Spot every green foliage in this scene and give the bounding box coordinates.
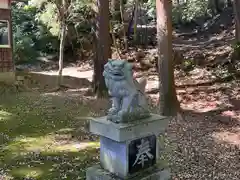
[68,0,95,44]
[233,41,240,52]
[30,0,94,55]
[172,2,208,25]
[12,0,94,64]
[12,3,39,64]
[179,0,209,23]
[31,0,94,38]
[0,92,99,179]
[12,2,58,64]
[35,2,59,36]
[231,41,240,60]
[145,0,211,24]
[182,59,195,72]
[144,0,156,19]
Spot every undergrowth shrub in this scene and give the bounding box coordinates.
[232,41,240,60]
[12,0,95,63]
[145,0,211,25]
[12,2,58,64]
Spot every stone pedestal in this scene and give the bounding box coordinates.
[86,165,171,180]
[86,114,171,180]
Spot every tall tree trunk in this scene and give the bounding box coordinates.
[133,0,139,44]
[233,0,240,42]
[110,0,121,57]
[226,0,232,7]
[93,0,111,97]
[57,21,66,87]
[120,0,128,51]
[111,0,116,13]
[156,0,179,116]
[208,0,217,14]
[214,0,222,13]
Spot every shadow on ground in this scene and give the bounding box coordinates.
[0,78,239,179]
[166,80,240,180]
[167,108,239,180]
[0,91,105,179]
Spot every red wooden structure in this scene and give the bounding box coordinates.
[0,0,14,82]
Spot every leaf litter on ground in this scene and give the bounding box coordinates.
[0,61,239,179]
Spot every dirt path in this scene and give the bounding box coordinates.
[35,67,93,81]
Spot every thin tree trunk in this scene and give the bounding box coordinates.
[110,0,121,58]
[133,0,139,44]
[57,22,66,87]
[226,0,232,7]
[120,0,128,50]
[208,0,217,14]
[233,0,240,41]
[214,0,222,13]
[111,0,116,13]
[110,22,121,58]
[156,0,180,116]
[110,0,120,20]
[93,0,111,97]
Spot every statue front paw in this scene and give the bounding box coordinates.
[117,110,127,118]
[108,108,118,115]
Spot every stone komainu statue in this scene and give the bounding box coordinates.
[103,59,150,123]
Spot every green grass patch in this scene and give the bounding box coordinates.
[0,92,100,179]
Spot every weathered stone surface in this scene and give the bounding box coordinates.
[100,135,158,179]
[90,114,169,142]
[86,165,171,180]
[103,59,150,123]
[100,136,128,178]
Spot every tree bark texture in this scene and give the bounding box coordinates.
[57,0,68,87]
[133,0,139,43]
[110,0,120,21]
[93,0,111,97]
[156,0,179,116]
[120,0,128,50]
[233,0,240,42]
[227,0,232,7]
[58,22,66,86]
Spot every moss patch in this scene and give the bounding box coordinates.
[0,92,100,179]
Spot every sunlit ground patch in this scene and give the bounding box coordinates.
[1,133,100,179]
[0,110,12,121]
[0,174,13,180]
[3,134,99,156]
[212,111,240,146]
[212,128,240,147]
[0,92,102,179]
[11,167,43,179]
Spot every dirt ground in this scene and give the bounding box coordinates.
[7,8,239,179]
[10,63,240,180]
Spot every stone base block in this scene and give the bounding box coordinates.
[100,135,158,179]
[90,114,169,142]
[86,165,171,180]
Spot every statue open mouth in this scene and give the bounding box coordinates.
[114,73,122,76]
[112,71,123,76]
